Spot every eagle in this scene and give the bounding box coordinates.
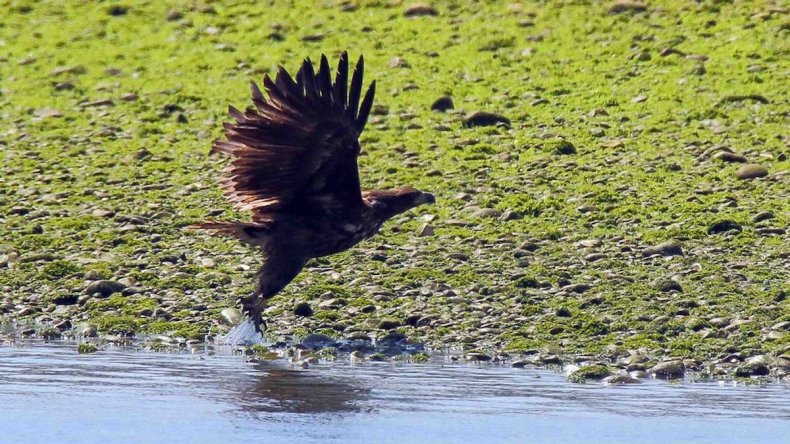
[191,52,435,340]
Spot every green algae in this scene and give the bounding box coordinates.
[0,1,787,366]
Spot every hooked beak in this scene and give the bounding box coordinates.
[416,192,436,205]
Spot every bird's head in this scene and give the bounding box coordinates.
[367,186,435,221]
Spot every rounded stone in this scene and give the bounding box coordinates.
[84,280,126,297]
[643,240,683,257]
[649,360,685,379]
[603,374,641,384]
[431,95,454,112]
[462,111,511,128]
[465,352,492,362]
[293,301,314,317]
[301,333,337,349]
[735,164,768,180]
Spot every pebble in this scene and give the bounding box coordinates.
[200,258,216,268]
[713,151,747,163]
[417,223,435,237]
[654,278,683,293]
[500,210,522,221]
[643,240,683,257]
[462,112,511,128]
[550,139,577,155]
[82,98,114,107]
[556,307,572,317]
[560,283,591,293]
[589,128,605,137]
[584,253,606,262]
[54,320,72,331]
[92,208,114,218]
[707,220,742,235]
[603,374,641,384]
[447,253,469,261]
[735,164,768,179]
[649,360,685,379]
[752,211,774,223]
[76,323,99,338]
[734,362,770,377]
[473,208,502,218]
[33,108,63,118]
[388,56,409,68]
[568,364,611,382]
[404,3,439,17]
[431,95,454,112]
[84,280,126,297]
[301,334,337,349]
[294,301,314,317]
[608,1,647,15]
[465,352,492,362]
[377,318,401,330]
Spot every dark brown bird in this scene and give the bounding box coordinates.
[191,52,435,338]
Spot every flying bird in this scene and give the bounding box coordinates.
[191,52,435,340]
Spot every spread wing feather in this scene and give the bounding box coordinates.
[212,52,376,219]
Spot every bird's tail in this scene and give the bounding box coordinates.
[186,221,270,245]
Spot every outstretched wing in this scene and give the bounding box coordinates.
[212,52,376,219]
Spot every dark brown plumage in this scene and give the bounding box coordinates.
[191,52,435,333]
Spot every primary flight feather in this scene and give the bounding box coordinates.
[191,52,435,336]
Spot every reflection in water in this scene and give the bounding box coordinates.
[0,342,788,444]
[234,363,371,415]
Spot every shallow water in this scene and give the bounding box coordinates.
[0,343,787,444]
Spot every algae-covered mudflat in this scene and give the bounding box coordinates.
[0,1,787,379]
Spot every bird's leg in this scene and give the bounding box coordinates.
[237,293,267,333]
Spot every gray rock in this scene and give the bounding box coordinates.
[603,374,641,384]
[735,362,770,377]
[417,223,435,237]
[466,352,492,362]
[708,220,742,235]
[589,127,605,137]
[463,112,511,128]
[654,278,683,292]
[753,211,774,223]
[54,320,72,331]
[643,240,683,257]
[649,360,685,379]
[404,3,439,17]
[713,151,747,163]
[301,333,337,349]
[550,139,576,155]
[608,1,647,15]
[584,253,606,262]
[568,364,611,382]
[377,318,401,330]
[560,283,591,293]
[294,301,314,317]
[40,327,61,340]
[431,96,454,112]
[473,207,502,218]
[76,323,99,338]
[84,280,126,297]
[735,164,768,180]
[501,210,523,221]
